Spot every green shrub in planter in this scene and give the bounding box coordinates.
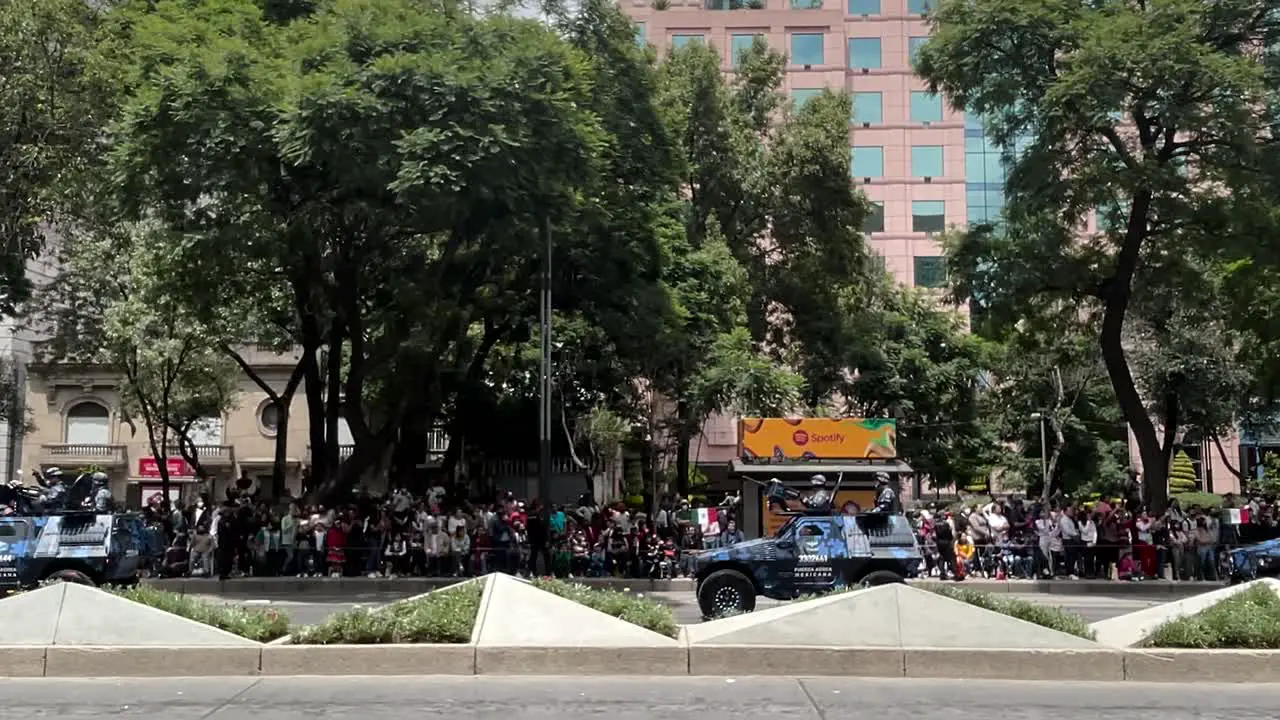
[1145,584,1280,649]
[531,578,679,638]
[1168,451,1199,493]
[927,586,1096,640]
[1171,491,1224,509]
[111,585,290,643]
[292,581,483,644]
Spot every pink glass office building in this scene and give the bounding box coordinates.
[624,0,1250,496]
[623,0,1008,290]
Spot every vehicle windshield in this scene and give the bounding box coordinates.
[774,516,798,538]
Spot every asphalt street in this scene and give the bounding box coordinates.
[3,676,1279,719]
[191,588,1163,626]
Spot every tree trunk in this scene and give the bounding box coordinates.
[324,326,343,484]
[1159,391,1180,470]
[675,399,691,497]
[307,433,389,505]
[1043,417,1066,500]
[302,334,327,488]
[1099,190,1167,510]
[1213,435,1244,481]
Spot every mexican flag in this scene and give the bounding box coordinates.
[1225,507,1251,525]
[676,505,720,534]
[694,507,720,534]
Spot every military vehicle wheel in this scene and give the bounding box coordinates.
[698,569,756,618]
[857,570,905,587]
[43,569,95,586]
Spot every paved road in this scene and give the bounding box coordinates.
[192,588,1163,626]
[2,677,1279,719]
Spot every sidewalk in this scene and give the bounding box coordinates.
[142,575,1227,599]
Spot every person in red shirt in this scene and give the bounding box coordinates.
[325,520,347,577]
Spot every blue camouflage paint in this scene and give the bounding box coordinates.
[1228,537,1280,581]
[694,512,922,602]
[0,511,140,589]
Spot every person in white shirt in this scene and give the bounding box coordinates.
[447,508,468,536]
[1057,506,1081,578]
[1079,512,1098,578]
[1034,510,1059,577]
[424,519,446,575]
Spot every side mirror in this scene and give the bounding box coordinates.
[776,539,795,550]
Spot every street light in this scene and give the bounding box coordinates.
[538,215,553,505]
[1029,412,1048,491]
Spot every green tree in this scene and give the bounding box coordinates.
[106,0,620,499]
[32,220,239,502]
[918,0,1280,508]
[838,275,1001,492]
[652,40,871,492]
[979,307,1130,499]
[0,0,113,318]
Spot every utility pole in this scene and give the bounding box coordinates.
[1030,411,1048,491]
[538,216,553,504]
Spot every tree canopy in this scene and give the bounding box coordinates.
[919,0,1280,507]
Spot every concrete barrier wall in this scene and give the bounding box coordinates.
[144,576,1223,599]
[1,644,1276,682]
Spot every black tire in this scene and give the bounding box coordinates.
[43,569,95,586]
[857,569,905,588]
[697,569,757,619]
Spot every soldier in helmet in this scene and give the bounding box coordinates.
[803,474,833,511]
[873,472,899,513]
[36,467,68,511]
[92,472,113,512]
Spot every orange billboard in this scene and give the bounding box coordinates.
[740,418,897,461]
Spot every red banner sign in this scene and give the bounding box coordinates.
[138,457,193,478]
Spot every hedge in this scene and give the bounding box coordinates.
[1145,584,1280,649]
[531,578,679,638]
[291,581,483,645]
[111,585,290,643]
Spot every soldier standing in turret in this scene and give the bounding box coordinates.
[874,472,899,513]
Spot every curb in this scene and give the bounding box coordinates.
[144,576,1226,598]
[2,645,1275,682]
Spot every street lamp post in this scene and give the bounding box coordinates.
[1030,412,1048,491]
[538,216,553,504]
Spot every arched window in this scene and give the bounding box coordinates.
[64,402,110,445]
[187,416,224,446]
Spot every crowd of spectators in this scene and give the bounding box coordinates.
[136,477,1280,583]
[144,479,743,580]
[912,491,1280,582]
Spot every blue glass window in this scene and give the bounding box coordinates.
[909,36,928,65]
[851,92,883,124]
[848,0,880,13]
[911,146,944,178]
[863,202,885,232]
[791,0,823,7]
[791,33,825,65]
[913,256,947,288]
[910,92,943,123]
[851,146,884,178]
[635,23,646,46]
[792,88,824,108]
[907,0,934,14]
[912,200,945,232]
[731,34,760,66]
[847,38,881,69]
[671,34,704,49]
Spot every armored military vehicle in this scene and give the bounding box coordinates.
[692,479,921,618]
[0,510,143,592]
